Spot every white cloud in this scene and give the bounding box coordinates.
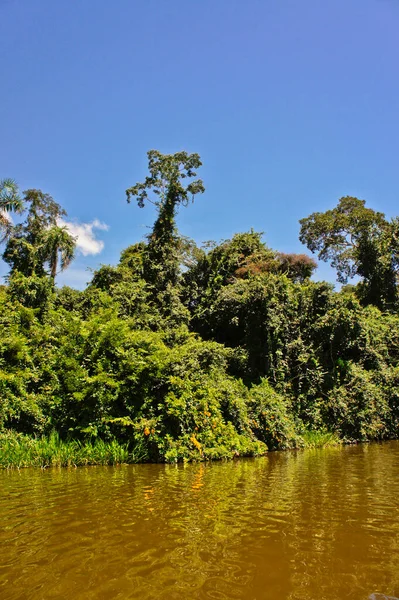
[0,210,13,223]
[59,218,109,256]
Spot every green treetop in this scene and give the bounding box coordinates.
[126,150,204,291]
[299,196,399,310]
[3,188,76,281]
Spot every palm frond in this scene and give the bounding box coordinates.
[0,178,24,214]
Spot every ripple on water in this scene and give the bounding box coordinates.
[1,443,399,600]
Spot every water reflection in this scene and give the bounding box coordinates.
[1,442,399,599]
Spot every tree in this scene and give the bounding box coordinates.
[125,150,204,328]
[2,189,76,314]
[3,189,72,278]
[299,196,398,310]
[182,231,317,335]
[274,252,317,283]
[0,179,24,243]
[42,225,76,282]
[126,150,205,291]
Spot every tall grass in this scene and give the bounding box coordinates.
[301,429,341,448]
[0,431,147,469]
[0,429,343,469]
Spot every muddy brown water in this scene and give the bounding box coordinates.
[1,442,399,600]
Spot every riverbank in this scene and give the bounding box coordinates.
[0,429,341,469]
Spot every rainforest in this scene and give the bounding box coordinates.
[1,150,399,467]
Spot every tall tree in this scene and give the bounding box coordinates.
[42,225,76,282]
[299,196,399,310]
[126,150,204,291]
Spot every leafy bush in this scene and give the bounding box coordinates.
[248,379,303,450]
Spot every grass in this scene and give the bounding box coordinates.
[0,431,147,469]
[0,428,343,469]
[301,429,341,449]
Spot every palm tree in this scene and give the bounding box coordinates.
[0,179,24,243]
[42,225,76,282]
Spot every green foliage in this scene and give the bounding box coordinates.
[2,188,76,288]
[0,430,144,469]
[1,155,399,466]
[0,179,24,243]
[7,272,55,312]
[299,196,399,310]
[183,231,317,342]
[42,225,76,281]
[0,178,24,214]
[126,150,204,324]
[322,364,391,441]
[247,379,303,450]
[301,429,341,448]
[126,150,205,209]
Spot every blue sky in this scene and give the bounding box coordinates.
[1,0,398,288]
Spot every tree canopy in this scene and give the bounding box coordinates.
[299,196,399,309]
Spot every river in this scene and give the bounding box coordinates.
[1,441,398,600]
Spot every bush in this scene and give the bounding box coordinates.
[322,364,391,441]
[248,379,303,450]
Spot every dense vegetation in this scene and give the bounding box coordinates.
[0,154,398,466]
